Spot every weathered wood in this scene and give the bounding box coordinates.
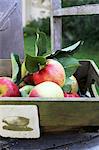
[0,59,11,77]
[75,60,99,95]
[53,4,99,16]
[0,0,24,59]
[0,2,17,29]
[50,0,62,52]
[91,84,99,97]
[0,97,99,132]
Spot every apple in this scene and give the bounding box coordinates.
[21,61,27,78]
[69,75,78,93]
[20,85,34,97]
[24,74,34,85]
[64,92,80,97]
[29,81,64,98]
[0,77,20,97]
[32,59,66,87]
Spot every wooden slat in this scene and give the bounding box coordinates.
[53,4,99,16]
[50,0,62,52]
[0,98,99,133]
[0,0,24,59]
[91,84,99,97]
[0,2,17,28]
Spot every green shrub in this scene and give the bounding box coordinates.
[23,18,50,37]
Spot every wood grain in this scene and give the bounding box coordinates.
[0,0,24,59]
[53,4,99,16]
[50,0,62,52]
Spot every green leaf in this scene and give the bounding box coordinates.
[62,41,82,52]
[23,26,37,36]
[24,34,37,57]
[25,54,46,73]
[24,31,48,57]
[43,49,52,57]
[62,84,71,93]
[47,41,82,58]
[62,78,74,92]
[56,55,80,78]
[11,53,21,83]
[36,31,48,56]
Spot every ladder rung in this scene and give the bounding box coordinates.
[53,4,99,17]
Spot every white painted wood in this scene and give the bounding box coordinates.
[0,105,40,139]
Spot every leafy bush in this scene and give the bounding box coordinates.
[24,0,99,47]
[23,18,50,37]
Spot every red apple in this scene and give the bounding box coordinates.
[29,81,64,98]
[32,59,66,87]
[64,92,80,97]
[0,77,20,97]
[24,74,34,85]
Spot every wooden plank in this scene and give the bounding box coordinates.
[50,0,62,52]
[0,98,99,132]
[0,12,3,18]
[90,60,99,85]
[0,2,17,29]
[75,60,99,96]
[0,0,24,59]
[0,59,11,77]
[91,84,99,97]
[53,4,99,16]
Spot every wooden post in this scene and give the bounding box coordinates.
[0,0,24,59]
[50,0,62,52]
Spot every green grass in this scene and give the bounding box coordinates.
[74,46,99,68]
[24,36,99,68]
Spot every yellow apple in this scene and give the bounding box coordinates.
[69,75,78,93]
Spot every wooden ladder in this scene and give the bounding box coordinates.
[50,0,99,52]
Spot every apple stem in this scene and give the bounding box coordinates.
[16,74,30,86]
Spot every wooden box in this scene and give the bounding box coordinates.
[0,59,99,133]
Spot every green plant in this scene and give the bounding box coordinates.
[11,31,82,94]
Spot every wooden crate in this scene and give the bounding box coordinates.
[0,59,98,133]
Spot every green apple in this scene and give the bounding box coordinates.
[20,85,34,97]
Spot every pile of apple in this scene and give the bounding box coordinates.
[0,58,79,98]
[0,32,82,98]
[23,59,79,98]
